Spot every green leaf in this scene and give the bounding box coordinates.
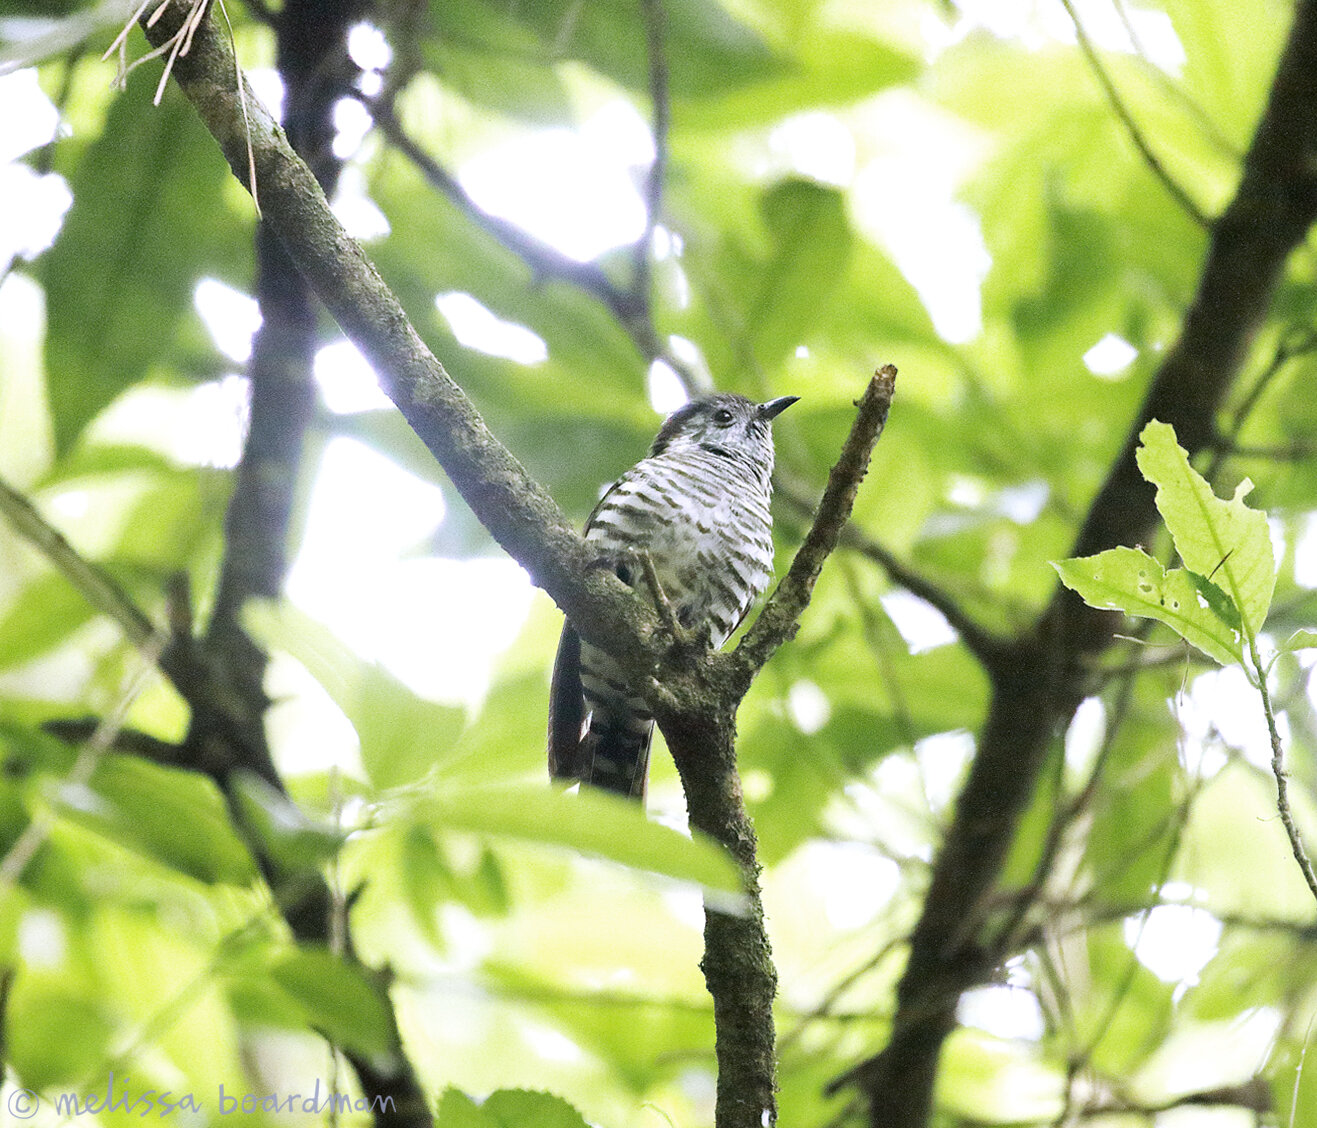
[433,1087,591,1128]
[747,178,852,367]
[0,572,97,670]
[486,0,782,98]
[40,78,244,453]
[245,602,466,790]
[1135,420,1276,640]
[679,27,918,128]
[435,1088,487,1128]
[481,1089,591,1128]
[405,781,743,898]
[57,756,255,885]
[420,30,572,122]
[1283,629,1317,652]
[1053,546,1242,665]
[6,985,114,1088]
[270,947,395,1058]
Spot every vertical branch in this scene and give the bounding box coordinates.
[128,5,435,1125]
[663,708,779,1128]
[655,372,897,1128]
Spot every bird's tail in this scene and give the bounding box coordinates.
[579,720,654,801]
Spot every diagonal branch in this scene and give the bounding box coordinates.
[135,10,895,1125]
[136,7,660,683]
[774,474,1009,668]
[365,94,647,329]
[0,474,156,649]
[360,91,705,395]
[0,473,431,1126]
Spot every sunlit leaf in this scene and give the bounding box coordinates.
[433,1086,593,1128]
[405,781,743,898]
[1135,420,1276,639]
[0,572,97,669]
[244,601,466,790]
[1053,546,1242,665]
[1282,629,1317,652]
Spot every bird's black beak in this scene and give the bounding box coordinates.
[759,396,799,421]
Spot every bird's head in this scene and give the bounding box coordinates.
[649,394,798,469]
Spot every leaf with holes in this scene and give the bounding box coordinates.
[1135,420,1275,642]
[1053,546,1242,665]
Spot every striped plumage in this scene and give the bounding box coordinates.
[548,393,798,800]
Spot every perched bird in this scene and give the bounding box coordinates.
[548,392,798,800]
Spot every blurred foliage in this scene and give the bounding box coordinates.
[1,0,1317,1125]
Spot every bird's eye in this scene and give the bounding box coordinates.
[712,408,734,426]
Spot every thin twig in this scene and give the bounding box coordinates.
[363,94,644,327]
[1059,0,1211,228]
[1223,441,1317,461]
[0,474,157,650]
[1111,0,1242,161]
[358,91,705,396]
[840,557,917,749]
[637,549,684,638]
[1209,326,1317,479]
[735,366,897,679]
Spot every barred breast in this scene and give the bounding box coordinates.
[561,452,771,796]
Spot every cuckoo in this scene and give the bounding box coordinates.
[548,392,798,800]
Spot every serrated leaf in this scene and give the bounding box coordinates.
[270,947,394,1058]
[435,1088,487,1128]
[433,1087,591,1128]
[406,781,743,899]
[1053,546,1242,665]
[481,1090,591,1128]
[1135,420,1275,640]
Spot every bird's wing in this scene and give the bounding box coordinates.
[547,622,585,780]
